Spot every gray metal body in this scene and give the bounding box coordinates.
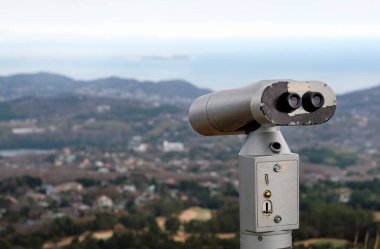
[189,80,336,136]
[188,80,337,249]
[239,127,299,249]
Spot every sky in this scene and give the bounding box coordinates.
[1,0,380,93]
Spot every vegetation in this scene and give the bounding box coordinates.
[0,177,379,249]
[0,73,379,249]
[300,148,359,167]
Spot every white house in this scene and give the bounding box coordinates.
[163,140,185,152]
[96,195,113,209]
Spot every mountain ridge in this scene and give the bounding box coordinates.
[0,72,378,152]
[0,72,211,104]
[1,72,380,104]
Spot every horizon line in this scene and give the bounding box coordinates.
[1,71,378,95]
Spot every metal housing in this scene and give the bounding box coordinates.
[189,80,336,136]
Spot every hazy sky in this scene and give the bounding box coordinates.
[2,0,380,39]
[1,0,380,92]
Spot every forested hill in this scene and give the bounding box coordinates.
[0,72,379,153]
[0,72,210,104]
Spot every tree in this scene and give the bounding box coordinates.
[0,241,11,249]
[92,212,117,230]
[165,217,181,234]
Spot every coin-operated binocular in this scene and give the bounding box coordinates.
[189,80,336,249]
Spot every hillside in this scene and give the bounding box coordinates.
[283,84,380,152]
[0,72,378,155]
[0,94,184,149]
[0,72,210,104]
[338,85,380,115]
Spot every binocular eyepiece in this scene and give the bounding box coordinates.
[302,91,325,112]
[279,91,325,113]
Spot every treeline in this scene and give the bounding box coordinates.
[1,178,380,249]
[301,180,380,212]
[299,147,359,167]
[65,228,239,249]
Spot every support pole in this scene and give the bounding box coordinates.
[239,127,299,249]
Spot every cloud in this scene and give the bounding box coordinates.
[1,0,380,39]
[128,55,191,61]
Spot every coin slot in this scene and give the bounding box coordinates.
[263,200,273,215]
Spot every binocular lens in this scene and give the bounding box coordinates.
[289,94,301,109]
[302,92,325,112]
[278,93,302,113]
[312,95,322,106]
